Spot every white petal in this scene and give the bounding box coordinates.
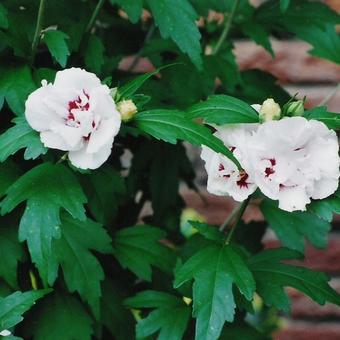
[312,177,339,200]
[86,117,121,153]
[49,122,84,149]
[278,186,311,212]
[25,84,59,131]
[40,131,71,151]
[68,141,113,170]
[54,68,101,92]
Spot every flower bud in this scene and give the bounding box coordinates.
[286,100,304,116]
[117,99,138,122]
[180,208,205,238]
[259,98,281,122]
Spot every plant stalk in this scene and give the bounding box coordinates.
[85,0,106,34]
[31,0,46,64]
[319,83,340,106]
[219,204,240,231]
[212,0,240,55]
[225,197,250,244]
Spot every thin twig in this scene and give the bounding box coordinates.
[319,83,340,106]
[31,0,46,65]
[85,0,106,34]
[212,0,240,55]
[225,197,250,244]
[219,204,240,231]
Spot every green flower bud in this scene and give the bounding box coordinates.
[259,98,281,123]
[180,208,205,238]
[286,100,304,116]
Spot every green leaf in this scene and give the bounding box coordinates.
[280,0,290,12]
[308,190,340,222]
[149,143,181,220]
[32,293,93,340]
[134,109,241,168]
[146,0,202,69]
[261,199,331,252]
[125,291,191,340]
[304,106,340,130]
[43,30,70,67]
[0,65,36,115]
[0,290,50,331]
[1,163,87,285]
[82,165,126,226]
[53,213,113,318]
[0,4,8,29]
[117,64,179,101]
[0,227,24,289]
[0,117,47,162]
[257,1,340,64]
[220,322,269,340]
[174,244,255,340]
[110,0,143,23]
[84,35,105,74]
[241,21,274,56]
[228,70,290,106]
[292,24,340,64]
[188,221,225,242]
[248,248,340,312]
[190,0,231,15]
[187,95,259,125]
[205,50,241,92]
[114,225,175,281]
[0,162,21,198]
[101,280,135,340]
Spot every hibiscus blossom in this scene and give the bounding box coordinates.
[25,68,121,170]
[201,124,258,201]
[249,117,339,212]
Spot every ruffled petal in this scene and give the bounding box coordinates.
[54,67,101,92]
[68,141,113,170]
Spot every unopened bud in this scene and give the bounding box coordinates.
[180,208,205,238]
[117,99,137,122]
[286,100,304,116]
[259,98,281,122]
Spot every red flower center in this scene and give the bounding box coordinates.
[67,91,90,122]
[264,158,276,177]
[237,171,250,189]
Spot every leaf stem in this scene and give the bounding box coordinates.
[31,0,46,64]
[56,153,68,164]
[212,0,240,55]
[219,205,240,231]
[225,197,250,244]
[319,83,340,106]
[85,0,106,34]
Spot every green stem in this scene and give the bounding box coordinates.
[31,0,46,64]
[225,197,250,244]
[56,153,68,164]
[219,204,240,231]
[212,0,240,56]
[85,0,106,34]
[319,83,340,106]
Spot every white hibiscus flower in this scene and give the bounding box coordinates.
[249,116,339,212]
[25,68,121,170]
[201,123,258,202]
